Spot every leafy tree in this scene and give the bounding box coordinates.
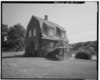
[7,23,26,51]
[86,41,97,55]
[70,40,97,55]
[1,24,8,49]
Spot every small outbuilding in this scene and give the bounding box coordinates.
[25,15,71,60]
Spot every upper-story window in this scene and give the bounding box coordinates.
[48,27,54,36]
[42,23,48,36]
[33,29,36,36]
[29,30,31,38]
[56,27,65,38]
[61,32,65,38]
[42,23,54,37]
[56,27,61,37]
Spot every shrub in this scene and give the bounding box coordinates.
[75,49,92,60]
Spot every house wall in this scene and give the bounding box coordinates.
[25,16,41,56]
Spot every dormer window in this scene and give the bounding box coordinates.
[42,23,48,36]
[61,32,65,38]
[56,27,61,37]
[48,27,54,36]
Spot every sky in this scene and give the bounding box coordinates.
[2,2,97,43]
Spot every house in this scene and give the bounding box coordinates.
[25,15,71,60]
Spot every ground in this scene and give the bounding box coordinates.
[2,51,97,80]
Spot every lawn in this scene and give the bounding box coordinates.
[2,51,97,79]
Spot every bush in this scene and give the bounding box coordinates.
[75,50,92,60]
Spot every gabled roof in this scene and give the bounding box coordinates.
[32,15,66,31]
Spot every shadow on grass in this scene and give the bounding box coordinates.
[2,54,25,58]
[45,56,64,61]
[45,55,65,61]
[1,78,85,80]
[1,54,43,59]
[2,55,61,61]
[2,55,63,61]
[2,52,63,61]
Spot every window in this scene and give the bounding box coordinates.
[56,27,61,37]
[42,23,54,36]
[61,32,65,38]
[4,36,7,41]
[56,27,65,38]
[29,30,31,37]
[42,23,48,36]
[33,29,36,36]
[48,28,54,36]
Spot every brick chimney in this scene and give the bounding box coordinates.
[45,15,48,20]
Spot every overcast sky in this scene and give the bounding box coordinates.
[2,2,97,43]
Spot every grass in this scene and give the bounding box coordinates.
[2,51,97,79]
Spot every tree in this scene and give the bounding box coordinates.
[1,24,8,50]
[71,41,97,55]
[86,41,97,55]
[7,23,26,51]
